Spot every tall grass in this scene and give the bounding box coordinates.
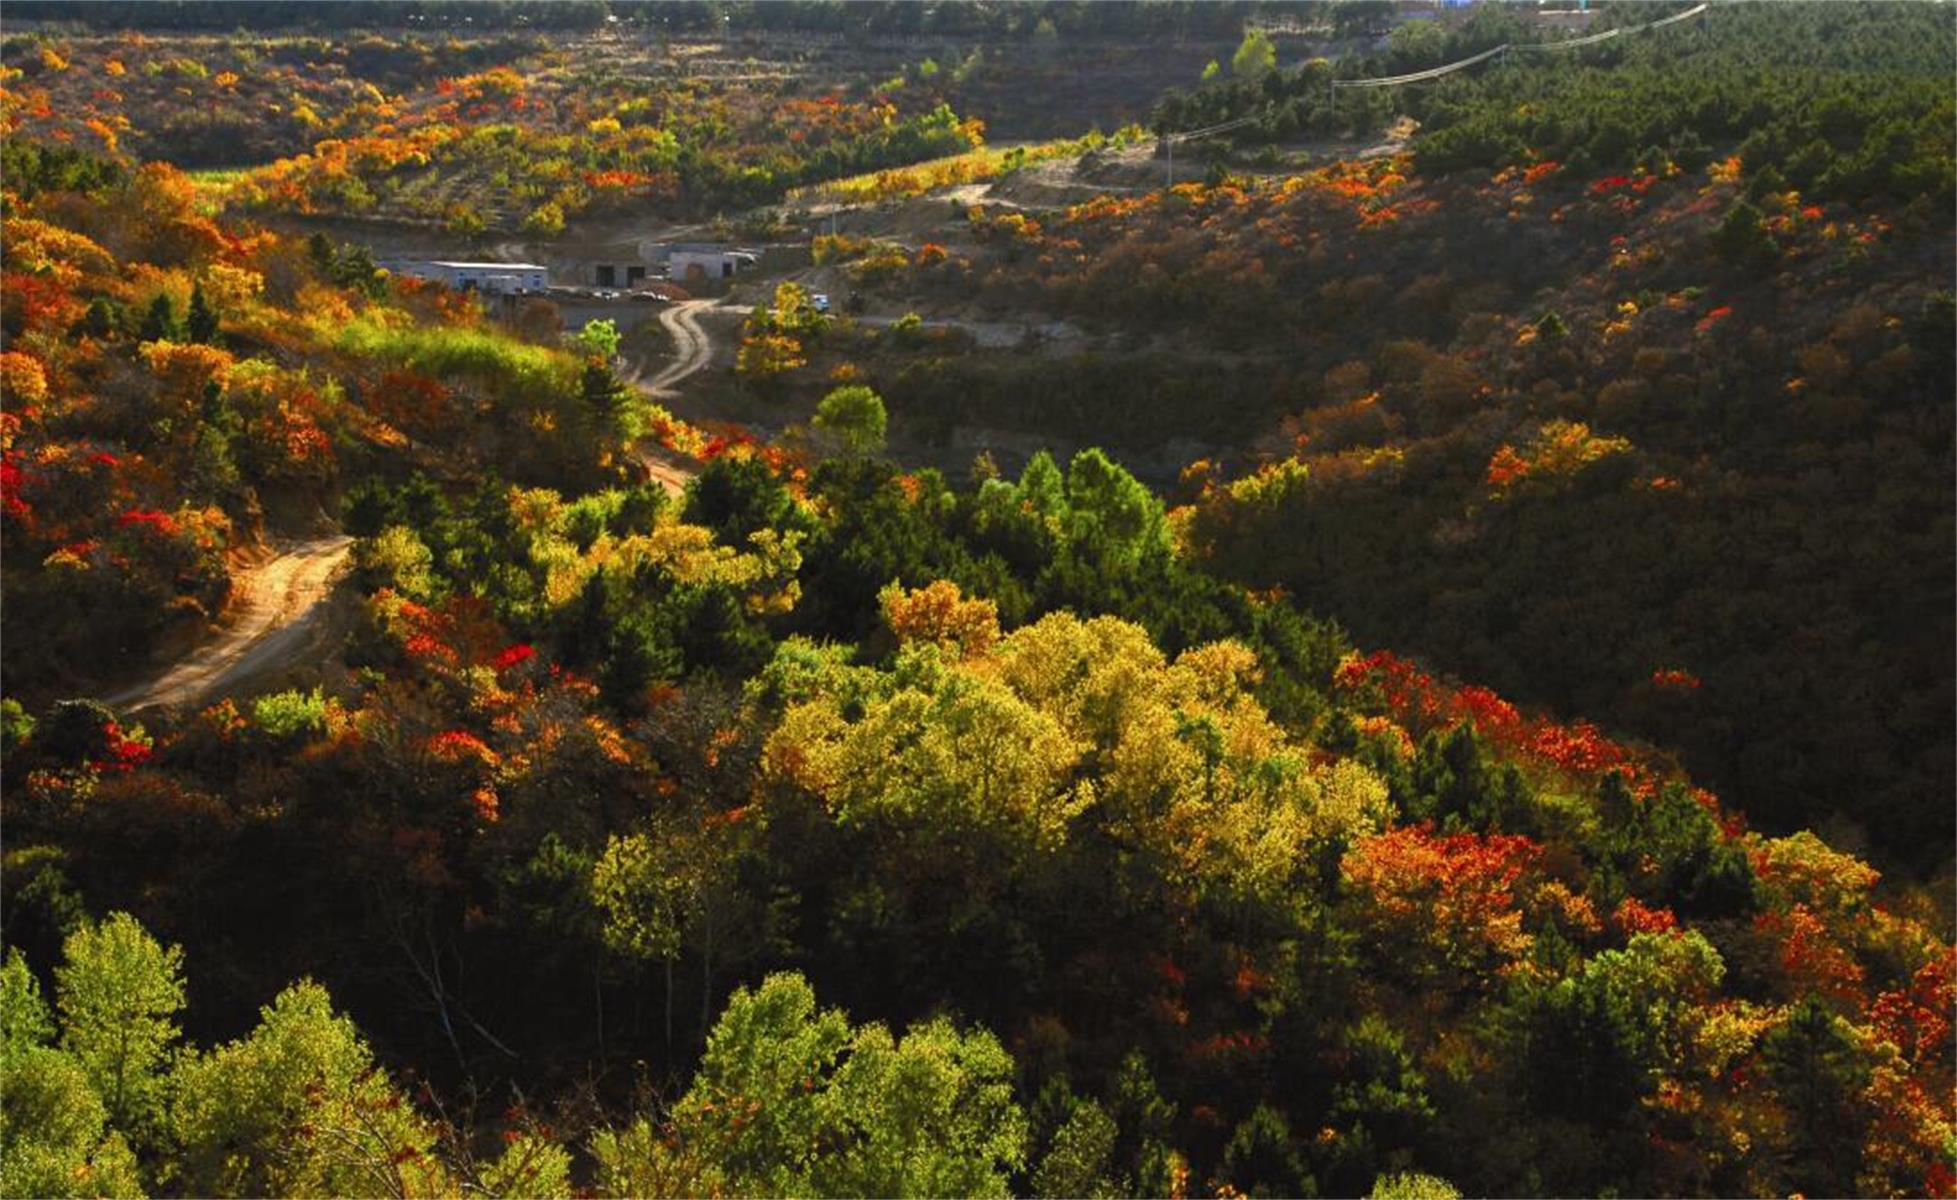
[787,126,1150,207]
[335,316,575,395]
[187,166,254,215]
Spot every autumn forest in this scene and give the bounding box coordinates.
[0,2,1951,1198]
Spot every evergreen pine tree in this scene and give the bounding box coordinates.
[72,296,124,340]
[138,293,179,342]
[1715,200,1777,268]
[186,283,219,344]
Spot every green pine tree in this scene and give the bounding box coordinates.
[138,294,179,342]
[185,282,219,344]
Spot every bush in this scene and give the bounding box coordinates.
[251,688,329,740]
[1713,201,1777,268]
[1,697,36,757]
[523,201,566,238]
[812,385,888,457]
[355,526,440,601]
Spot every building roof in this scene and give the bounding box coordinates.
[426,261,549,271]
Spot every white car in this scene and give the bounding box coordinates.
[811,293,831,313]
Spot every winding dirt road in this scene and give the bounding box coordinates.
[642,300,718,396]
[634,300,721,496]
[102,536,353,713]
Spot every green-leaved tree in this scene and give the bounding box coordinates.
[812,385,888,458]
[593,972,1026,1198]
[167,981,451,1198]
[0,949,145,1199]
[54,914,184,1139]
[1232,26,1277,77]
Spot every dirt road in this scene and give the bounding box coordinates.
[643,300,718,396]
[630,300,726,497]
[103,536,353,713]
[638,447,697,497]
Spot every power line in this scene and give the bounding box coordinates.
[1648,3,1712,29]
[1507,26,1622,54]
[1160,109,1287,186]
[1157,3,1711,185]
[1330,42,1510,90]
[1328,3,1709,91]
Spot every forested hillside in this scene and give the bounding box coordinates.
[845,0,1955,871]
[2,3,1952,1199]
[0,138,655,693]
[0,27,983,225]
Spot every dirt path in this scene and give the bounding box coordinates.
[643,300,718,396]
[637,446,698,497]
[630,300,726,497]
[102,536,353,714]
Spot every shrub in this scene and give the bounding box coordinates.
[251,688,329,740]
[523,201,566,238]
[355,525,440,601]
[1714,200,1777,268]
[812,385,887,457]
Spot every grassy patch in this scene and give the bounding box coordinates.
[788,125,1149,207]
[334,315,575,396]
[186,165,256,214]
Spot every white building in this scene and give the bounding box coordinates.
[389,260,549,294]
[664,244,758,284]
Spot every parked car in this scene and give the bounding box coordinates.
[811,293,831,313]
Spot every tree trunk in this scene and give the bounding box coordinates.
[698,911,715,1044]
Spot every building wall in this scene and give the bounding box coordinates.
[446,268,545,292]
[670,251,738,282]
[390,262,546,292]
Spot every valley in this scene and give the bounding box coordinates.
[1,4,1951,1199]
